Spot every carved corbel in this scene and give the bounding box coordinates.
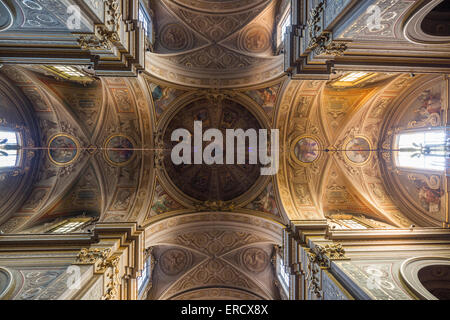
[75,248,111,272]
[313,243,349,268]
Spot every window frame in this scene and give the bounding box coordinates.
[331,72,377,87]
[137,248,154,299]
[0,129,22,172]
[139,2,154,47]
[42,65,91,83]
[273,246,289,299]
[137,255,151,294]
[277,4,292,48]
[327,214,373,230]
[393,127,448,174]
[46,217,92,234]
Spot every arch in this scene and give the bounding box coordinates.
[379,75,447,227]
[403,0,450,45]
[0,267,15,300]
[0,73,41,226]
[0,1,14,32]
[400,256,450,300]
[155,91,271,209]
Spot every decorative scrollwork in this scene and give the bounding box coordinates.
[307,1,347,56]
[102,256,121,300]
[193,200,236,212]
[78,34,111,50]
[315,41,348,56]
[77,0,122,51]
[305,243,348,299]
[76,248,111,265]
[153,130,165,169]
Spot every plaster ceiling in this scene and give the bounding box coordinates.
[146,0,284,88]
[145,212,283,300]
[163,98,262,201]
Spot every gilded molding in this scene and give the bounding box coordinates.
[193,201,236,212]
[305,243,349,299]
[76,248,111,266]
[102,256,121,300]
[77,0,122,51]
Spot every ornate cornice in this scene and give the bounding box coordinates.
[76,248,111,266]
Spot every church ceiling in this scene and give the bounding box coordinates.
[146,0,284,88]
[380,75,449,226]
[276,72,449,228]
[0,66,156,232]
[0,0,449,303]
[162,98,262,202]
[0,66,288,234]
[0,66,447,235]
[0,62,447,237]
[145,212,283,300]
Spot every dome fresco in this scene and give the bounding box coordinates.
[163,98,263,201]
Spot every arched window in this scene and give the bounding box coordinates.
[400,257,450,300]
[394,128,448,172]
[137,256,151,294]
[0,130,21,169]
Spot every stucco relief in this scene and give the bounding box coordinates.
[339,0,414,40]
[160,248,191,276]
[160,23,190,51]
[145,212,282,300]
[241,247,269,273]
[147,0,283,88]
[335,261,412,300]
